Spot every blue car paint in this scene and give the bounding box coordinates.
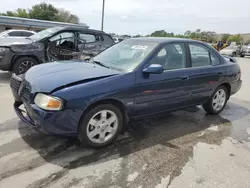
[11,38,242,137]
[25,61,121,93]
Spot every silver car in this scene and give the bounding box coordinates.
[240,43,250,57]
[219,45,241,57]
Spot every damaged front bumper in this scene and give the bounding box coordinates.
[14,101,49,134]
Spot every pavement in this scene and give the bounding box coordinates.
[0,58,250,188]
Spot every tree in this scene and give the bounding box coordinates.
[57,9,79,24]
[227,34,242,44]
[151,30,167,37]
[29,3,59,21]
[221,34,230,42]
[134,34,142,38]
[0,3,80,24]
[0,11,16,17]
[184,30,191,36]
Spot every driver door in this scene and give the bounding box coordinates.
[133,43,192,116]
[47,31,77,61]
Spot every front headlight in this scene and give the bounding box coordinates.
[34,93,64,111]
[0,47,6,53]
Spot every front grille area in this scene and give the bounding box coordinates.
[20,87,31,102]
[10,74,32,102]
[10,75,22,94]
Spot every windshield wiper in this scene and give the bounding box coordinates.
[91,59,110,69]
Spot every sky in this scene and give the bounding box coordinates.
[0,0,250,35]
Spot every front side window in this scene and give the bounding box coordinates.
[189,44,210,67]
[149,43,186,70]
[49,32,75,49]
[93,40,158,72]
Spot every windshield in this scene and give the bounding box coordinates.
[93,39,158,72]
[29,27,62,41]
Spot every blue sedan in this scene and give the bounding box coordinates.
[10,37,242,148]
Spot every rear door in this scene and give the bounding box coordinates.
[187,43,226,104]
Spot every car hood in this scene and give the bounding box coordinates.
[0,37,32,46]
[24,61,121,93]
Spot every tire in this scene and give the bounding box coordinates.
[13,57,38,75]
[78,104,124,148]
[232,52,236,57]
[240,54,245,58]
[202,85,229,115]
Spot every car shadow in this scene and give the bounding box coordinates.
[0,71,11,84]
[9,100,249,187]
[17,101,250,169]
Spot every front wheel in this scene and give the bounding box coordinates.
[240,54,245,58]
[203,85,229,114]
[13,57,38,75]
[78,104,123,148]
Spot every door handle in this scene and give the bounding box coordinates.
[217,72,223,75]
[181,76,189,80]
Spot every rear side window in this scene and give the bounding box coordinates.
[79,33,98,43]
[8,31,22,37]
[102,35,115,45]
[189,43,221,67]
[189,44,210,67]
[211,52,220,65]
[22,31,34,37]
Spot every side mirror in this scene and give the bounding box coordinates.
[143,64,164,74]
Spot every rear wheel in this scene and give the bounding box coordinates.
[203,85,229,114]
[78,104,123,148]
[240,54,245,58]
[13,57,38,75]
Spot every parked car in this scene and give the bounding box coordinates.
[113,37,124,43]
[10,37,242,148]
[219,45,241,57]
[0,29,36,38]
[240,43,250,57]
[0,27,114,74]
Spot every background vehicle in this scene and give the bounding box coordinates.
[0,27,114,74]
[219,45,241,57]
[0,29,36,38]
[10,38,242,148]
[240,43,250,57]
[113,37,124,43]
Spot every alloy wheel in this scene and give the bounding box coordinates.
[18,61,35,74]
[86,110,118,144]
[212,89,226,111]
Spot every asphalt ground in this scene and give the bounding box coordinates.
[0,57,250,188]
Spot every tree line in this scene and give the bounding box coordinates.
[1,4,249,44]
[0,3,80,24]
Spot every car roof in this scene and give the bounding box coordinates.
[128,37,204,44]
[60,26,109,35]
[5,29,36,33]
